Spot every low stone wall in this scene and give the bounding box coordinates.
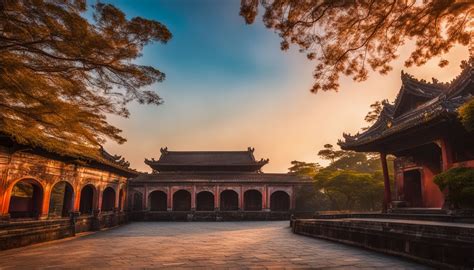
[130,211,291,221]
[0,211,128,251]
[292,218,474,269]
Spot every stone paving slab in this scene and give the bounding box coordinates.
[0,221,430,269]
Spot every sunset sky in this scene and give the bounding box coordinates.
[102,0,470,173]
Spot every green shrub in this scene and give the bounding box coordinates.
[434,167,474,208]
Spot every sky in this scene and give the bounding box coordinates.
[101,0,470,173]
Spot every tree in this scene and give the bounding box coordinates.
[362,100,386,130]
[288,160,321,177]
[314,170,384,211]
[459,98,474,132]
[317,144,345,163]
[0,1,172,159]
[240,0,473,92]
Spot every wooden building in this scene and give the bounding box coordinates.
[128,147,311,221]
[339,60,473,210]
[0,134,137,249]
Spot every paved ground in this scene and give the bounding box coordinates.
[0,221,430,269]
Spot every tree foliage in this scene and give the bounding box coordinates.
[459,98,474,132]
[362,100,387,130]
[0,1,172,159]
[240,0,473,92]
[434,167,474,208]
[288,160,321,177]
[292,143,394,212]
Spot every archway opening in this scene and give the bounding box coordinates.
[133,192,143,211]
[79,185,95,215]
[149,191,167,211]
[270,191,290,211]
[101,187,116,212]
[244,190,262,211]
[173,190,191,211]
[220,190,239,211]
[8,179,43,218]
[49,181,74,217]
[196,191,214,211]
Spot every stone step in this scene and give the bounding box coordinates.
[389,208,447,215]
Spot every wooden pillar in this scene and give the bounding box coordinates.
[0,182,8,216]
[98,186,104,212]
[239,186,244,210]
[167,186,172,211]
[214,185,219,210]
[144,185,149,210]
[380,152,392,213]
[262,185,267,210]
[40,184,52,219]
[73,184,82,212]
[439,138,453,171]
[191,185,196,210]
[290,186,296,210]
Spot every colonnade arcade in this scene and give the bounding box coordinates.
[129,186,294,212]
[2,177,127,219]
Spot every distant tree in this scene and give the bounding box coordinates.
[308,143,394,211]
[314,170,384,211]
[0,1,172,159]
[240,0,473,92]
[459,98,474,132]
[317,144,345,163]
[288,160,321,177]
[362,100,387,130]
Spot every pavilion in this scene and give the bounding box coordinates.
[338,60,473,211]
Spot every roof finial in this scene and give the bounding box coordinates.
[160,147,168,155]
[247,147,254,153]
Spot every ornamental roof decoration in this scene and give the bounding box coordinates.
[339,57,473,151]
[145,147,270,173]
[100,147,132,169]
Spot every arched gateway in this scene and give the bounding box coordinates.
[129,148,311,220]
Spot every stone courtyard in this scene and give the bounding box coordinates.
[0,221,429,269]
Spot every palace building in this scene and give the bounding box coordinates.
[339,60,474,210]
[128,147,311,221]
[0,133,137,250]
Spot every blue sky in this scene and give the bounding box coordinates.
[100,0,469,173]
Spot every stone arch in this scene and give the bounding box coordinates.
[149,190,167,211]
[196,191,214,211]
[173,190,191,211]
[244,189,262,211]
[220,190,239,211]
[8,178,44,218]
[133,192,143,211]
[101,187,116,212]
[79,184,96,215]
[49,181,74,218]
[270,191,290,211]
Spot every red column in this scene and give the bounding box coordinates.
[439,138,453,171]
[214,185,219,210]
[143,185,148,210]
[380,152,392,213]
[167,186,172,211]
[239,186,244,210]
[40,184,52,219]
[73,186,81,212]
[191,185,196,210]
[290,186,296,210]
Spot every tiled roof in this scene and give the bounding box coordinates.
[338,58,473,151]
[129,171,311,184]
[145,147,269,172]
